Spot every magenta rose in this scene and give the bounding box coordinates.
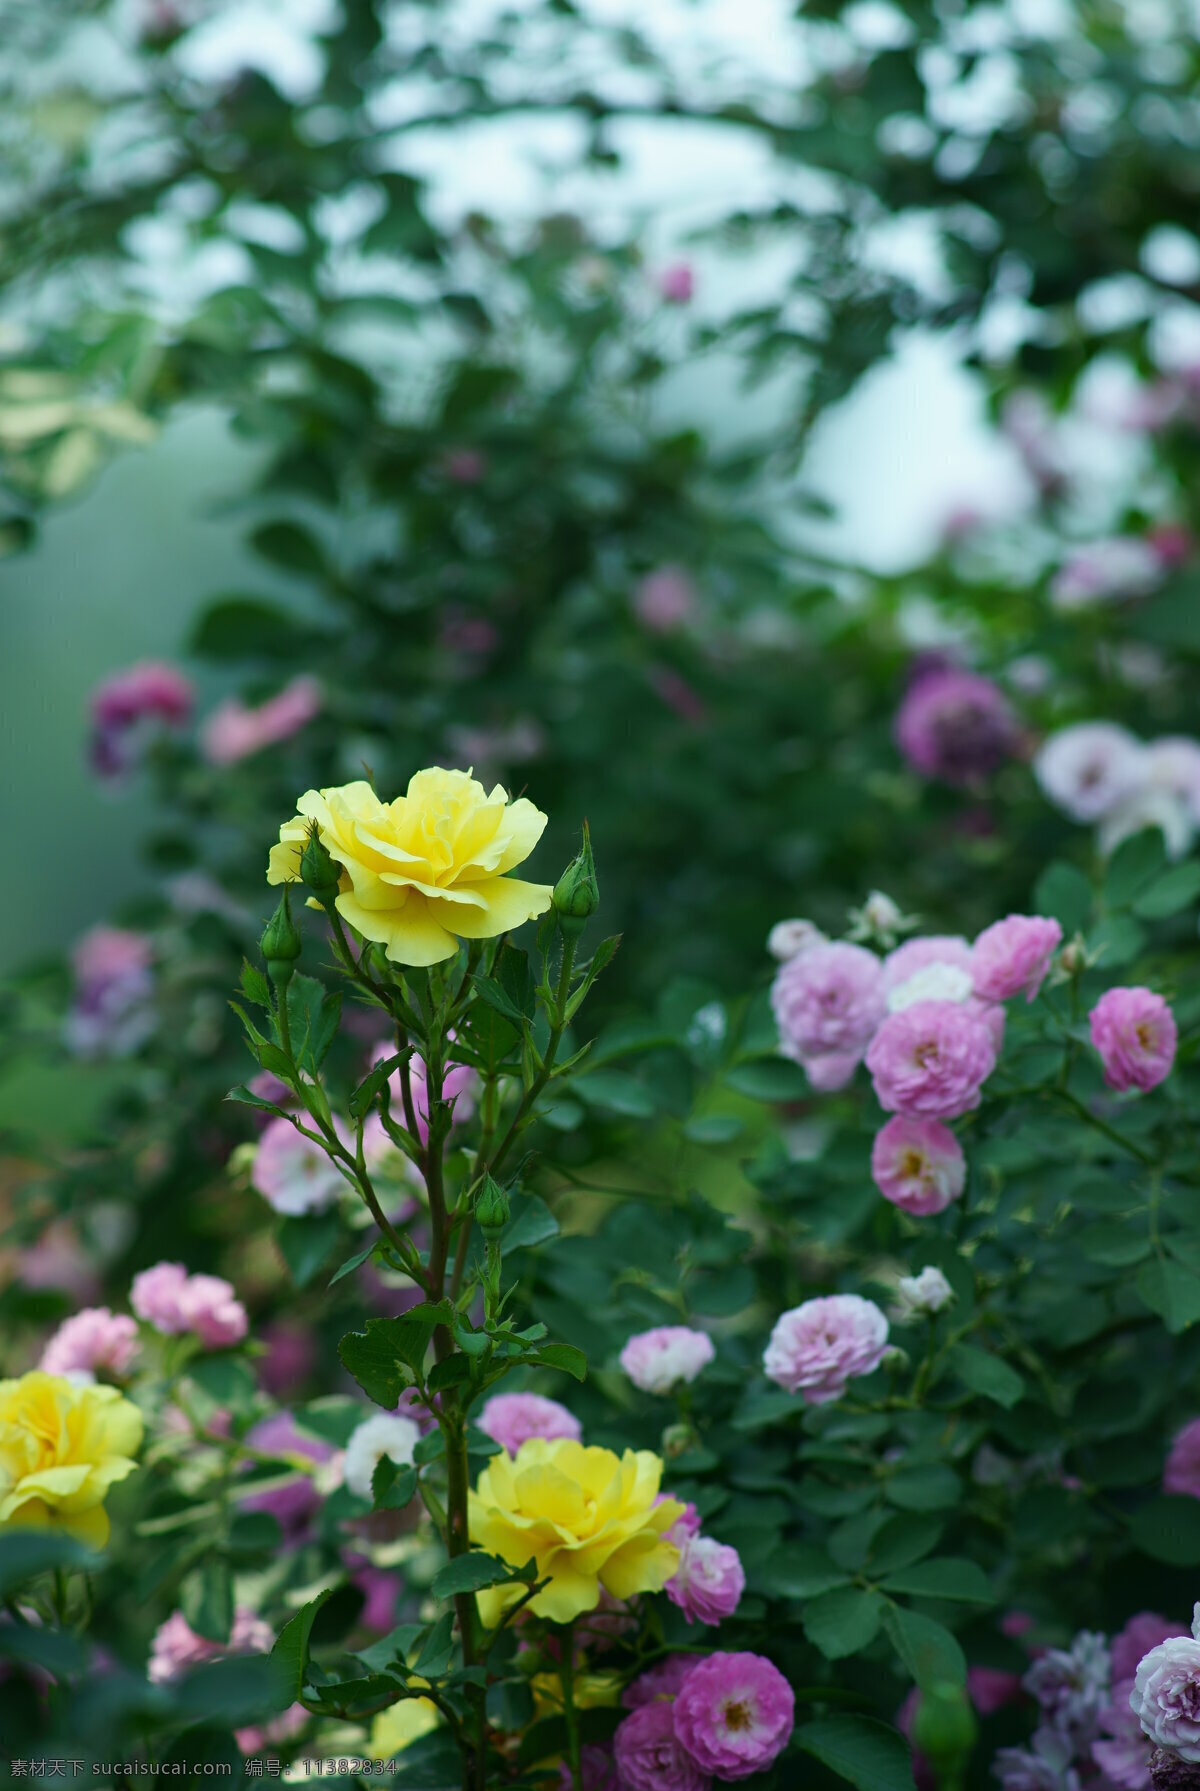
[894,667,1018,785]
[614,1700,711,1791]
[666,1535,745,1626]
[671,1652,794,1781]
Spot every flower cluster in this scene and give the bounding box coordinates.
[614,1651,794,1787]
[130,1262,248,1349]
[1035,723,1200,859]
[89,660,193,780]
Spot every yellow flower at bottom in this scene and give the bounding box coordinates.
[0,1372,143,1548]
[468,1438,683,1626]
[267,768,553,968]
[369,1695,440,1758]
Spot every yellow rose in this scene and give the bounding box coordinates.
[0,1372,143,1548]
[468,1438,683,1625]
[531,1669,623,1718]
[267,768,553,967]
[368,1694,440,1757]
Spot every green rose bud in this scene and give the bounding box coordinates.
[261,887,302,988]
[476,1174,511,1238]
[301,823,342,905]
[660,1422,694,1459]
[910,1683,978,1775]
[552,821,599,939]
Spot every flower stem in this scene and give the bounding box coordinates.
[561,1621,583,1791]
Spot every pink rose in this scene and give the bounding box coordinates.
[200,676,321,766]
[665,1535,745,1626]
[634,566,697,632]
[131,1261,248,1349]
[1112,1613,1189,1682]
[763,1294,889,1404]
[972,915,1062,1002]
[476,1392,582,1455]
[894,668,1018,785]
[623,1657,698,1709]
[39,1308,139,1379]
[866,1000,996,1119]
[657,263,694,304]
[1089,987,1177,1093]
[148,1607,272,1684]
[871,1116,965,1216]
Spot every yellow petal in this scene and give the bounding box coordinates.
[431,877,552,940]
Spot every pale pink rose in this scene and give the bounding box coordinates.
[763,1294,889,1404]
[234,1703,308,1757]
[971,915,1062,1002]
[147,1607,272,1684]
[66,926,155,1057]
[200,676,321,766]
[1164,1419,1200,1499]
[661,1499,702,1547]
[634,566,697,632]
[802,1051,864,1092]
[866,1000,996,1119]
[771,942,885,1080]
[870,1116,966,1215]
[666,1535,745,1626]
[882,936,974,996]
[1050,537,1163,610]
[17,1222,101,1301]
[1130,1607,1200,1763]
[619,1327,714,1395]
[672,1652,794,1781]
[615,1700,710,1791]
[1034,723,1146,822]
[39,1308,139,1379]
[476,1392,582,1455]
[1091,1676,1150,1790]
[251,1116,346,1216]
[1112,1614,1189,1683]
[657,263,694,304]
[1089,987,1177,1093]
[1144,737,1200,822]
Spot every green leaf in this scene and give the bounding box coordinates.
[226,1083,286,1115]
[350,1052,405,1120]
[190,595,305,661]
[526,1343,588,1381]
[501,1195,559,1253]
[1106,829,1168,909]
[1130,1495,1200,1565]
[338,1304,454,1405]
[1134,860,1200,919]
[286,974,341,1075]
[880,1557,994,1603]
[413,1611,456,1677]
[431,1552,532,1599]
[329,1240,378,1286]
[1034,862,1092,936]
[796,1714,917,1791]
[428,1354,473,1394]
[573,1070,657,1118]
[772,1545,852,1599]
[0,1623,86,1675]
[250,519,329,577]
[239,960,272,1008]
[724,1058,810,1102]
[177,1655,291,1725]
[882,1603,967,1691]
[277,1210,343,1289]
[884,1465,963,1512]
[471,974,527,1025]
[371,1461,417,1512]
[0,1532,97,1596]
[1089,914,1148,968]
[1077,1221,1151,1268]
[182,1560,233,1643]
[947,1343,1025,1408]
[867,1515,944,1576]
[802,1586,884,1659]
[1137,1258,1200,1333]
[272,1588,333,1699]
[682,1113,746,1144]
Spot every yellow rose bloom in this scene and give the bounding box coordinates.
[468,1438,684,1626]
[368,1695,440,1757]
[0,1372,143,1548]
[267,768,553,967]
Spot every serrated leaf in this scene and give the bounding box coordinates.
[413,1611,455,1677]
[350,1052,406,1120]
[240,960,272,1008]
[431,1552,531,1598]
[272,1589,333,1699]
[338,1305,454,1405]
[1138,1258,1200,1333]
[329,1240,377,1286]
[1134,860,1200,919]
[772,1545,851,1599]
[526,1343,587,1381]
